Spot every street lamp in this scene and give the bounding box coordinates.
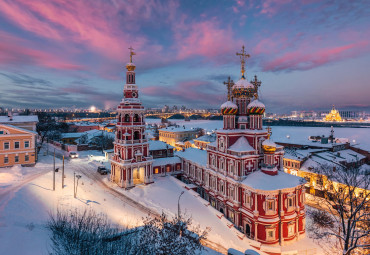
[178,191,185,216]
[74,172,82,198]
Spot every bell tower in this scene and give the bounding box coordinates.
[111,47,153,188]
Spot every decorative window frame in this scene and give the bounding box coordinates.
[244,190,252,209]
[263,196,277,215]
[286,193,295,212]
[228,160,235,175]
[265,225,276,241]
[288,221,295,236]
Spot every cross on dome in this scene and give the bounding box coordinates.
[266,126,272,139]
[128,46,136,63]
[236,45,250,79]
[223,76,234,101]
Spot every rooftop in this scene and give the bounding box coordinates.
[242,170,305,191]
[176,148,207,167]
[149,140,174,151]
[0,115,38,123]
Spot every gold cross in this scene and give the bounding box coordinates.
[266,126,272,139]
[223,76,234,101]
[251,75,262,99]
[128,46,136,63]
[236,45,250,78]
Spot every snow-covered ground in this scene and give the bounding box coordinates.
[0,150,220,255]
[146,119,370,151]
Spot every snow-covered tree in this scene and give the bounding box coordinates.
[136,212,209,255]
[307,164,370,255]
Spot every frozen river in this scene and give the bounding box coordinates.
[146,119,370,151]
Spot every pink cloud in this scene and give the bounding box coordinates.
[174,19,242,61]
[0,32,83,70]
[262,41,370,72]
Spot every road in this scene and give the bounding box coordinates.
[75,162,228,254]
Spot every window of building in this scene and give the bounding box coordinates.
[4,157,8,164]
[268,200,274,210]
[288,224,295,236]
[25,155,29,161]
[24,141,30,148]
[4,142,9,150]
[15,156,19,163]
[266,229,275,241]
[124,114,130,122]
[245,193,251,206]
[339,187,344,193]
[15,142,20,149]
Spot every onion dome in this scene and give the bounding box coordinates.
[232,77,255,98]
[247,99,265,115]
[126,62,136,71]
[221,101,238,115]
[262,139,276,153]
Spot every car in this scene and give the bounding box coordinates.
[97,166,108,175]
[69,152,79,158]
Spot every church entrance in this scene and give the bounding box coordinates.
[245,224,251,237]
[133,167,145,184]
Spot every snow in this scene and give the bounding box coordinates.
[1,124,38,135]
[221,101,238,109]
[262,139,276,147]
[232,78,254,89]
[229,137,255,152]
[247,100,265,109]
[0,115,38,123]
[153,156,181,167]
[241,171,305,191]
[176,148,207,167]
[149,140,174,150]
[159,126,200,133]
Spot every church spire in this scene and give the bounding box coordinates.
[236,45,250,79]
[126,46,136,72]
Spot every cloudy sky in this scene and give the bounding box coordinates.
[0,0,369,113]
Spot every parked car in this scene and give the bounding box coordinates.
[97,166,108,175]
[69,152,79,158]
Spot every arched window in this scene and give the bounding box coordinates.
[133,114,139,122]
[117,131,121,139]
[124,114,130,122]
[118,114,121,122]
[134,131,140,140]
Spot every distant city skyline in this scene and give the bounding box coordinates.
[0,0,369,113]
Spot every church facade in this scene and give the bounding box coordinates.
[177,47,306,245]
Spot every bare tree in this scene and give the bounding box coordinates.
[307,164,370,255]
[46,208,136,255]
[78,133,89,145]
[136,212,209,255]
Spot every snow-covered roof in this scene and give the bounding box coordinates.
[232,78,254,89]
[149,140,174,151]
[153,157,181,167]
[176,148,207,166]
[228,137,255,152]
[0,124,38,135]
[194,134,216,143]
[159,126,200,133]
[247,99,265,109]
[0,115,38,123]
[241,170,304,191]
[61,132,84,139]
[221,101,238,109]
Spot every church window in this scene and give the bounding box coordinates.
[266,229,275,240]
[134,114,139,122]
[288,224,295,236]
[134,131,140,140]
[124,114,130,122]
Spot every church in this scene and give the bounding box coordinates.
[111,46,306,246]
[177,47,306,245]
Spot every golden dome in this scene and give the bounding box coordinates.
[126,62,136,71]
[262,139,276,153]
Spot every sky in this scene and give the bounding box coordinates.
[0,0,369,113]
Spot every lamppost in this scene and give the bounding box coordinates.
[178,191,184,216]
[74,172,82,198]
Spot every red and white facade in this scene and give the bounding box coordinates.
[111,50,153,188]
[178,50,306,245]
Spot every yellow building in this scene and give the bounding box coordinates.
[0,124,37,167]
[324,105,342,122]
[159,127,201,150]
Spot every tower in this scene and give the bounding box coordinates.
[111,47,153,188]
